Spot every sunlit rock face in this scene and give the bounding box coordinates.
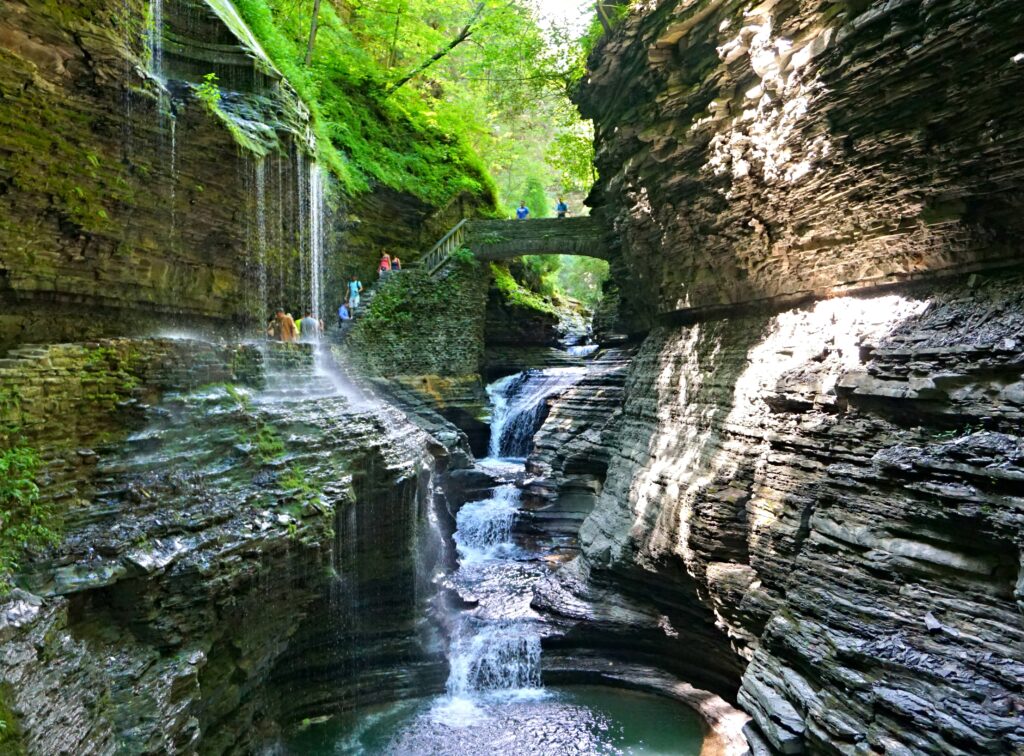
[536,273,1024,753]
[579,0,1024,329]
[552,5,1024,750]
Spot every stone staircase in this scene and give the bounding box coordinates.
[329,271,400,344]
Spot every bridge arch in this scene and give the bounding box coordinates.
[465,218,611,261]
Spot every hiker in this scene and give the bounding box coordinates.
[392,256,402,271]
[348,275,363,310]
[556,196,568,218]
[516,201,530,220]
[271,309,297,342]
[299,312,320,342]
[283,312,298,342]
[379,252,392,277]
[338,302,351,325]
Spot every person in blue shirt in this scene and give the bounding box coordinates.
[348,275,363,310]
[516,201,529,220]
[338,302,351,325]
[556,196,568,218]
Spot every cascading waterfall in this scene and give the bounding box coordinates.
[452,486,519,564]
[148,0,164,83]
[436,482,545,723]
[308,162,325,324]
[255,160,268,327]
[487,368,586,458]
[296,151,309,313]
[432,370,596,722]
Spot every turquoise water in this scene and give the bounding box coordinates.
[285,685,705,755]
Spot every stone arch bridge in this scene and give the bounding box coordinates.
[420,217,611,274]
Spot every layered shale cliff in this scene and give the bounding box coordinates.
[533,1,1024,753]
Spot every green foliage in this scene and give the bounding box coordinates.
[450,246,479,266]
[231,0,499,205]
[253,424,285,461]
[0,682,22,753]
[556,255,610,308]
[229,0,599,210]
[0,445,59,596]
[196,72,222,109]
[490,262,558,317]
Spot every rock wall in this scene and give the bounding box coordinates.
[0,0,487,352]
[580,0,1024,330]
[537,272,1024,754]
[0,339,452,753]
[532,1,1024,752]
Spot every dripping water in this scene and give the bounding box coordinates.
[308,162,325,324]
[255,160,268,327]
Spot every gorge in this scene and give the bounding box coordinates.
[1,0,1023,755]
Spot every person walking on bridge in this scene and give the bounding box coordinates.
[516,201,530,220]
[556,196,569,218]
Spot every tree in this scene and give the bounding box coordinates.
[304,0,322,66]
[386,1,486,94]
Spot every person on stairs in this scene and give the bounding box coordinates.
[299,312,320,342]
[271,309,297,342]
[348,275,363,310]
[338,301,351,326]
[392,256,402,271]
[516,201,530,220]
[379,252,392,277]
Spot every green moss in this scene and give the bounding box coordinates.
[347,258,490,376]
[490,262,559,317]
[0,444,60,596]
[253,424,285,461]
[0,683,25,755]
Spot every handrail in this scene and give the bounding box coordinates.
[419,218,469,276]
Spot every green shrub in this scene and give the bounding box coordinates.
[0,445,59,595]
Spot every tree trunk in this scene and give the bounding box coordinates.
[386,1,486,95]
[305,0,323,67]
[595,2,612,34]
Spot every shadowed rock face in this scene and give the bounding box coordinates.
[0,339,454,753]
[535,273,1024,754]
[579,0,1024,331]
[529,1,1024,752]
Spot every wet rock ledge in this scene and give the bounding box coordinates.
[0,338,456,753]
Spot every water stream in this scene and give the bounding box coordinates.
[285,366,705,754]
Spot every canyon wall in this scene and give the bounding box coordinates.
[581,0,1024,331]
[0,0,482,352]
[535,1,1024,753]
[0,339,454,752]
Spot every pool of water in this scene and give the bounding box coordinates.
[285,685,705,755]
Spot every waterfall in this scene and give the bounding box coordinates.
[446,623,542,698]
[148,0,164,83]
[567,344,599,358]
[436,482,544,725]
[255,160,268,326]
[453,485,520,564]
[486,368,586,458]
[308,163,325,324]
[296,151,309,313]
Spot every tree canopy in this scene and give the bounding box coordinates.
[232,0,598,213]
